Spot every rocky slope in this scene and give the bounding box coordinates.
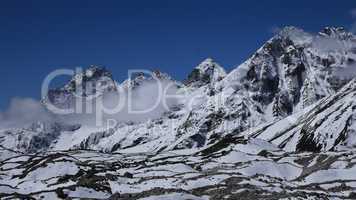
[246,78,356,152]
[2,137,356,199]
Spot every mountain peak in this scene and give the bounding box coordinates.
[275,26,354,42]
[67,65,113,89]
[273,26,312,46]
[184,58,226,88]
[44,65,117,109]
[277,26,300,35]
[120,69,175,90]
[152,69,173,81]
[62,65,115,93]
[84,65,112,78]
[319,26,354,40]
[197,57,214,65]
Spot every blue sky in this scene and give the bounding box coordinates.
[0,0,355,109]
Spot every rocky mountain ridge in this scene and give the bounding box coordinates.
[2,26,356,199]
[2,26,356,155]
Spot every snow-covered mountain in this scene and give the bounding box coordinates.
[2,26,356,154]
[2,26,356,199]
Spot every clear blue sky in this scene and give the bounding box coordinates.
[0,0,355,109]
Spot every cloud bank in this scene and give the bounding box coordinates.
[0,79,181,129]
[0,98,55,129]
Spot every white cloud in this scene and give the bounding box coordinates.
[0,98,54,129]
[61,79,180,126]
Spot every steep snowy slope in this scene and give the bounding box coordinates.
[245,78,356,152]
[219,27,355,117]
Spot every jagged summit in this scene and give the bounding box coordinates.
[120,69,176,89]
[277,26,307,37]
[44,65,117,109]
[319,26,355,40]
[64,65,114,91]
[184,57,226,88]
[271,26,313,46]
[274,26,355,47]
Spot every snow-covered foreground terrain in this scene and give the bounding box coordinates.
[2,137,356,199]
[2,26,356,199]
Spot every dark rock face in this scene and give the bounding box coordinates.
[239,32,308,115]
[184,58,226,88]
[272,92,293,118]
[233,26,355,122]
[189,134,206,148]
[123,172,133,178]
[296,130,323,153]
[185,68,202,86]
[44,66,117,110]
